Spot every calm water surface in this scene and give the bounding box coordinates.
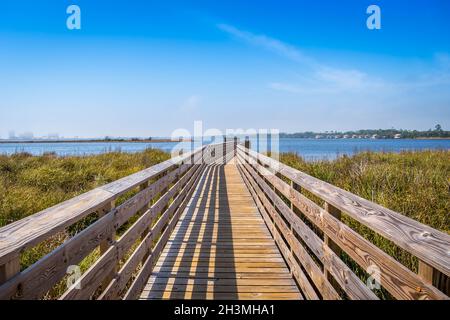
[0,139,449,161]
[274,138,450,160]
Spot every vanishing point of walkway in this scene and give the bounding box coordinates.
[140,162,301,300]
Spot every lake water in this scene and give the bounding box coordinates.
[0,139,449,161]
[274,138,450,160]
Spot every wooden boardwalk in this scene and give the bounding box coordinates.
[140,162,301,300]
[1,141,448,300]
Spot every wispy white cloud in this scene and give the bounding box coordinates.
[435,52,450,69]
[269,67,389,95]
[217,23,379,93]
[217,23,450,96]
[217,23,315,65]
[179,95,202,113]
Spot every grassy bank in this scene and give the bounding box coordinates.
[0,149,170,228]
[279,150,449,234]
[279,150,449,298]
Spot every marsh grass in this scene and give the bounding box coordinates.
[279,150,449,298]
[0,149,169,228]
[279,150,449,234]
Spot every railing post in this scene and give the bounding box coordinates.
[244,136,250,149]
[99,200,116,288]
[201,140,205,165]
[418,260,434,285]
[419,260,449,295]
[290,181,301,276]
[0,255,20,285]
[139,181,152,261]
[223,136,227,164]
[324,202,341,280]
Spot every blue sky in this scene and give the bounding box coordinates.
[1,0,449,138]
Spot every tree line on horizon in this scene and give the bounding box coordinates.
[280,124,449,139]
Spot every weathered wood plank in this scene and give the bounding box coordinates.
[0,257,20,285]
[237,154,378,300]
[238,150,447,300]
[238,146,450,278]
[140,163,301,300]
[0,212,115,299]
[123,163,205,300]
[98,201,117,290]
[141,291,302,300]
[237,161,319,300]
[150,272,293,279]
[146,284,300,293]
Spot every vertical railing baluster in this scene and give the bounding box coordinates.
[419,260,448,295]
[223,136,227,164]
[99,200,116,288]
[290,181,301,276]
[0,255,20,286]
[139,181,151,261]
[323,202,341,281]
[418,260,434,285]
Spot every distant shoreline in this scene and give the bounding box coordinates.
[414,137,450,140]
[1,137,450,144]
[280,137,450,140]
[0,138,190,144]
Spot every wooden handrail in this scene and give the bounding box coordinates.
[237,145,450,277]
[237,145,449,299]
[0,148,202,266]
[0,141,239,299]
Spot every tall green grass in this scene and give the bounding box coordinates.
[279,150,449,234]
[279,150,449,298]
[0,150,170,228]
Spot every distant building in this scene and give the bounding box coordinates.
[394,133,401,139]
[343,135,349,139]
[371,134,378,139]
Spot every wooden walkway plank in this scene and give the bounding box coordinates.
[140,163,301,300]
